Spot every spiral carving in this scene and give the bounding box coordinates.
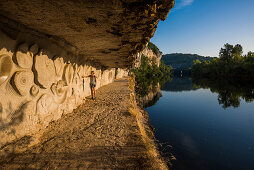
[30,85,39,97]
[13,71,34,96]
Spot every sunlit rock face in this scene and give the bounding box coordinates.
[0,0,174,155]
[0,29,118,154]
[0,0,174,68]
[134,45,162,68]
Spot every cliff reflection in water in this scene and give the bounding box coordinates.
[135,76,171,108]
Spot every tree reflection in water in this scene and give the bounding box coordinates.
[136,75,254,109]
[192,78,254,109]
[135,76,172,108]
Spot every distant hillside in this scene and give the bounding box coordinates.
[162,53,215,69]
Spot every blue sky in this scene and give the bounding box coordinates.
[151,0,254,57]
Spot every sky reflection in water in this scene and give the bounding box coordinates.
[146,77,254,170]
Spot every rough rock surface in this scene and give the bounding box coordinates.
[0,0,174,68]
[134,44,162,68]
[0,79,167,169]
[0,29,127,150]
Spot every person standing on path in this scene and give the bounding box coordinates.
[82,71,97,100]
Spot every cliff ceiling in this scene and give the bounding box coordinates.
[0,0,174,68]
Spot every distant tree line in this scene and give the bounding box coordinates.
[192,43,254,79]
[162,53,214,70]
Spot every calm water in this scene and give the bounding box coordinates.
[145,77,254,170]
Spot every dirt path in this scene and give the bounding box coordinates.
[0,78,161,169]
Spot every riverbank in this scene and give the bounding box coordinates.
[0,77,167,169]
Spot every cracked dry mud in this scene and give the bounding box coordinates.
[0,78,155,169]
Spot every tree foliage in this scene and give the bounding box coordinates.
[192,43,254,79]
[132,55,172,97]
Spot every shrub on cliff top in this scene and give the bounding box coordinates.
[148,42,161,57]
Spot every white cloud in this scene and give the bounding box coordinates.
[182,0,194,6]
[173,0,194,10]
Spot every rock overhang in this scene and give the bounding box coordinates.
[0,0,174,68]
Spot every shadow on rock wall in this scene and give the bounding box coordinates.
[0,19,128,156]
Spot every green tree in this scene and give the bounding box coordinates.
[219,43,234,63]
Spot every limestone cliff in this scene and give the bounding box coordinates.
[134,43,162,68]
[0,0,174,153]
[0,0,174,68]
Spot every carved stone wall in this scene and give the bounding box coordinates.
[0,28,127,153]
[0,0,175,68]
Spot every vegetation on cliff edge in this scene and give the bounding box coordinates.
[132,54,172,97]
[148,42,161,57]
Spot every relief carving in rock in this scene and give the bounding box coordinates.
[0,54,13,86]
[63,64,74,85]
[30,85,39,97]
[51,80,68,104]
[36,94,58,115]
[34,51,56,89]
[53,57,64,78]
[12,71,34,96]
[15,43,33,69]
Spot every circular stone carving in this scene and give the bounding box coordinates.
[13,71,34,96]
[0,54,13,86]
[54,57,64,77]
[30,85,39,97]
[16,43,33,69]
[63,64,74,85]
[34,52,56,89]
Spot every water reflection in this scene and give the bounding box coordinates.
[161,77,199,92]
[155,76,254,109]
[192,78,254,109]
[135,76,171,107]
[145,77,254,170]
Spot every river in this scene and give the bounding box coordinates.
[145,77,254,170]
